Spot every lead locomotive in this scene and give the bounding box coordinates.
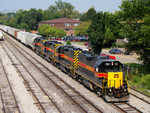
[34,39,129,102]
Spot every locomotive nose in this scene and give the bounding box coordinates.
[107,72,123,88]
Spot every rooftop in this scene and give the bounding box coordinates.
[40,18,81,23]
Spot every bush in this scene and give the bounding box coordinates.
[66,40,71,45]
[140,74,150,89]
[112,42,116,48]
[132,76,140,83]
[116,44,125,48]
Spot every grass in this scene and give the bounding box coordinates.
[128,81,150,96]
[124,63,150,96]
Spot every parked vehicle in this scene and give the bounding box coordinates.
[109,49,123,54]
[84,42,90,46]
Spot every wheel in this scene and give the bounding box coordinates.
[90,83,94,91]
[57,64,60,69]
[97,88,102,97]
[77,76,82,84]
[72,74,77,79]
[67,71,71,77]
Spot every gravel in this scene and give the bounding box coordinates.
[0,43,41,113]
[1,33,150,113]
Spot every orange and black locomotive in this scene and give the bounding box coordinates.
[34,38,129,102]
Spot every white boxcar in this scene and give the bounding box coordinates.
[8,27,16,37]
[0,32,3,40]
[25,33,42,49]
[18,31,29,44]
[4,26,10,32]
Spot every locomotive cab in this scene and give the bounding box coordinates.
[95,60,129,102]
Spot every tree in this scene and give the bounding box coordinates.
[66,40,71,45]
[38,24,50,37]
[104,27,115,46]
[103,12,121,47]
[8,18,16,27]
[48,0,79,19]
[21,8,42,30]
[55,29,66,38]
[19,23,29,30]
[74,21,91,36]
[42,9,62,21]
[0,15,8,24]
[80,8,96,21]
[38,24,66,38]
[119,0,150,65]
[87,12,105,54]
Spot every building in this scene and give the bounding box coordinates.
[39,18,81,36]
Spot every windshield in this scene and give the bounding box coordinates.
[100,62,122,72]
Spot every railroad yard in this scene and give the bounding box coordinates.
[0,31,150,113]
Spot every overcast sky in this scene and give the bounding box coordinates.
[0,0,123,13]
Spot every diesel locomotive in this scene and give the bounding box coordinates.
[0,25,129,102]
[34,38,129,102]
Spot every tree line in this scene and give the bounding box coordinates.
[76,0,150,65]
[0,0,80,30]
[0,0,149,65]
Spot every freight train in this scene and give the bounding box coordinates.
[0,25,129,102]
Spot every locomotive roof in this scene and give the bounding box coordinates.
[94,59,121,67]
[44,40,62,44]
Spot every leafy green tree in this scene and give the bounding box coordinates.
[8,18,16,27]
[21,8,42,30]
[87,12,105,54]
[38,24,50,37]
[80,8,96,21]
[42,10,62,21]
[74,21,91,36]
[104,27,115,46]
[66,40,71,45]
[45,27,57,38]
[55,29,66,38]
[0,15,8,24]
[119,0,150,65]
[48,0,79,18]
[45,28,52,38]
[103,12,122,47]
[15,9,27,28]
[19,23,29,30]
[38,24,66,38]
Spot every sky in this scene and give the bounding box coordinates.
[0,0,123,13]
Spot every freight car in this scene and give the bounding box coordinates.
[0,25,129,102]
[0,32,4,41]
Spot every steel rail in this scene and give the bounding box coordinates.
[3,29,103,113]
[2,42,62,113]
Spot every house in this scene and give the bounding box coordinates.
[39,18,82,36]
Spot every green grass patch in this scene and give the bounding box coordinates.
[102,48,111,50]
[128,81,150,96]
[124,63,150,95]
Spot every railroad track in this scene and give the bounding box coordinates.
[3,33,103,112]
[130,87,150,104]
[0,44,20,113]
[1,42,61,113]
[112,102,142,113]
[3,31,150,113]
